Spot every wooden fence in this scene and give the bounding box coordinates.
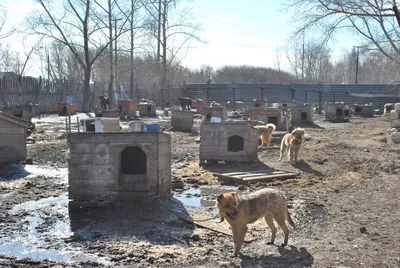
[0,73,185,113]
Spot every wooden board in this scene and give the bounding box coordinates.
[213,169,300,183]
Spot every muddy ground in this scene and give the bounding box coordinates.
[0,113,400,267]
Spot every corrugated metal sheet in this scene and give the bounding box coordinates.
[184,83,400,111]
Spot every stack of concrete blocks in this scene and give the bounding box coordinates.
[389,103,400,143]
[353,104,374,117]
[324,104,350,121]
[199,122,259,164]
[201,106,228,121]
[290,106,313,125]
[0,112,31,167]
[138,103,157,117]
[246,107,284,130]
[171,110,193,130]
[68,132,171,204]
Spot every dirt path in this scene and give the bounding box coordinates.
[0,114,399,267]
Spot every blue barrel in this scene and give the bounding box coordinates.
[146,123,160,132]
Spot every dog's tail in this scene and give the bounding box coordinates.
[266,123,276,133]
[286,209,295,228]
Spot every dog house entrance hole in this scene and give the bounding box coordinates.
[355,107,361,113]
[301,112,308,120]
[254,103,260,107]
[268,116,278,125]
[344,110,350,116]
[228,135,244,152]
[147,106,151,112]
[336,109,343,116]
[120,146,147,175]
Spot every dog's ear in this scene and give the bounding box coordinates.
[230,192,239,204]
[217,194,224,203]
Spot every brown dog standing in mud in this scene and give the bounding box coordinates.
[253,123,276,149]
[279,127,305,164]
[216,188,295,255]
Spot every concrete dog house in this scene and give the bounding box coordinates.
[171,110,193,130]
[199,122,259,164]
[246,107,282,128]
[290,106,313,124]
[68,132,171,203]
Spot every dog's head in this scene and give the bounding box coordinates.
[216,192,239,220]
[292,127,305,139]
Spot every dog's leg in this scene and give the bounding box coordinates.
[288,147,294,164]
[278,143,286,161]
[258,135,265,149]
[266,134,271,148]
[275,214,290,247]
[231,225,238,250]
[294,147,300,162]
[265,214,277,245]
[234,225,247,255]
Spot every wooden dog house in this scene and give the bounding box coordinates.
[171,110,193,130]
[118,100,137,119]
[199,122,259,163]
[58,103,77,116]
[68,132,171,202]
[0,112,31,167]
[290,106,313,125]
[80,118,120,132]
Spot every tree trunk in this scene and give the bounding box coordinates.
[82,0,91,113]
[129,0,135,100]
[161,0,167,108]
[108,0,114,108]
[83,67,91,112]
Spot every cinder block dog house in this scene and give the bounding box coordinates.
[199,122,259,163]
[353,104,374,117]
[138,103,157,117]
[0,112,31,167]
[171,110,193,130]
[325,104,350,121]
[290,106,313,124]
[201,107,228,120]
[247,107,283,128]
[68,132,171,202]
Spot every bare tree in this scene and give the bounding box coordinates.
[286,0,400,65]
[286,38,332,82]
[0,6,14,39]
[142,0,203,104]
[27,0,129,111]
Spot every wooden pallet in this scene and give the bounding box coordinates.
[213,168,300,183]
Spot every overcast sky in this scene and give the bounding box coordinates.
[2,0,360,76]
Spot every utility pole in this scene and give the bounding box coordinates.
[355,46,361,84]
[302,43,305,80]
[113,18,122,100]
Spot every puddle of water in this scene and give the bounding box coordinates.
[0,164,68,181]
[0,238,73,261]
[174,187,220,207]
[12,195,69,213]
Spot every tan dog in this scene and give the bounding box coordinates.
[253,123,276,149]
[278,127,305,164]
[216,188,295,255]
